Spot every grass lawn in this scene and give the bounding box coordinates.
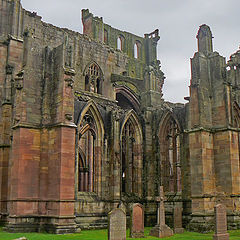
[0,227,239,240]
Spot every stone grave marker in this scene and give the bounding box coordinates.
[108,208,126,240]
[130,203,144,238]
[213,204,229,240]
[173,206,184,234]
[149,186,173,238]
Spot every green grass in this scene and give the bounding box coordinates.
[0,227,239,240]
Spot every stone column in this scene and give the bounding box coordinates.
[110,110,121,205]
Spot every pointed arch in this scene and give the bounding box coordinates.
[158,111,182,193]
[233,101,240,128]
[116,86,140,114]
[83,61,104,94]
[120,110,143,197]
[77,100,104,145]
[76,100,104,195]
[233,101,240,169]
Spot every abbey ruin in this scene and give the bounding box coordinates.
[0,0,240,233]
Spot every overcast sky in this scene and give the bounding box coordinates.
[21,0,240,103]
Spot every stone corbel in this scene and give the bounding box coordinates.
[112,110,121,122]
[6,64,13,75]
[64,78,74,88]
[64,67,75,76]
[14,70,24,90]
[65,113,73,121]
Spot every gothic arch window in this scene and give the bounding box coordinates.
[84,62,103,94]
[233,103,240,168]
[120,111,143,197]
[117,35,124,51]
[77,101,104,195]
[134,41,141,59]
[159,114,182,193]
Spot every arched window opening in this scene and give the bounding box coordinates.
[78,112,96,192]
[117,37,121,50]
[84,63,103,94]
[116,89,141,114]
[96,78,101,94]
[134,43,138,58]
[120,112,143,197]
[117,35,124,51]
[121,121,135,193]
[160,115,181,193]
[134,41,141,59]
[233,105,240,169]
[77,102,104,196]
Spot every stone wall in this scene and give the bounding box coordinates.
[0,0,240,234]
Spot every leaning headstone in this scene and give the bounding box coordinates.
[173,206,184,234]
[149,186,173,238]
[130,203,144,238]
[213,204,229,240]
[108,208,126,240]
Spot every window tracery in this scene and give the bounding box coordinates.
[160,115,181,193]
[84,63,103,94]
[78,112,96,192]
[120,112,143,197]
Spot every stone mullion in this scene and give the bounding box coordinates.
[172,130,178,193]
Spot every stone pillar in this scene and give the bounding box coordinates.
[110,110,121,205]
[187,25,240,231]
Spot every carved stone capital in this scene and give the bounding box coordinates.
[65,113,73,121]
[65,78,74,88]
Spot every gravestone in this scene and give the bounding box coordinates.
[173,206,184,234]
[149,186,173,238]
[213,204,229,240]
[108,208,126,240]
[130,203,144,238]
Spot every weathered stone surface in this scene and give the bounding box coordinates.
[213,204,229,240]
[130,203,144,238]
[173,206,184,234]
[108,208,126,240]
[149,186,173,238]
[0,0,240,234]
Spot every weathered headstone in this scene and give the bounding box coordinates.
[149,186,173,238]
[213,204,229,240]
[108,208,126,240]
[130,203,144,238]
[173,206,184,234]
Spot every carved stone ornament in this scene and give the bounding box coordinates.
[65,113,73,121]
[64,78,74,88]
[14,70,24,90]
